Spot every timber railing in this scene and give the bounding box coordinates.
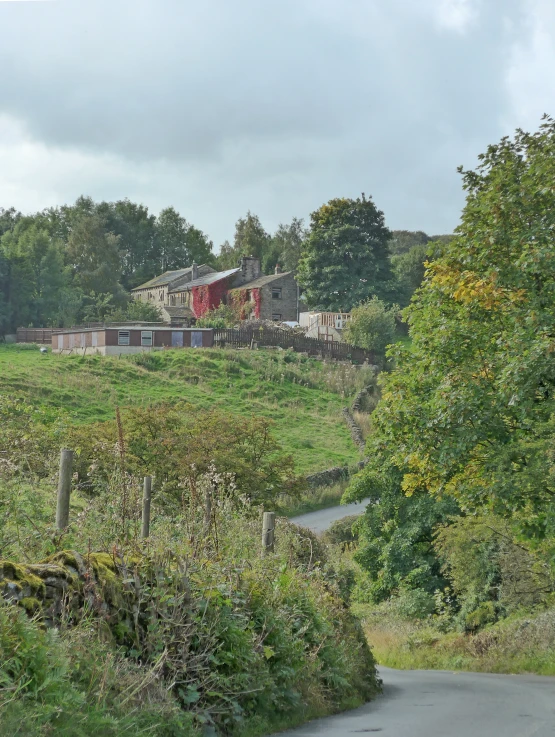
[16,327,55,344]
[213,327,375,363]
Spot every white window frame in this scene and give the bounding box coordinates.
[118,331,131,346]
[272,287,282,299]
[141,331,153,346]
[271,313,282,321]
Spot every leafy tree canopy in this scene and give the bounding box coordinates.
[297,195,393,311]
[388,230,431,255]
[156,206,214,274]
[343,296,398,356]
[355,117,555,549]
[263,217,307,274]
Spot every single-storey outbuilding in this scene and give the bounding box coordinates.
[52,325,214,355]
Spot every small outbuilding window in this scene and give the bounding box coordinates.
[272,287,282,299]
[118,331,130,346]
[141,331,153,346]
[272,313,282,321]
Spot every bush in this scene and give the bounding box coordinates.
[323,514,360,548]
[0,604,196,736]
[395,588,436,620]
[0,514,380,735]
[343,297,398,356]
[195,304,236,328]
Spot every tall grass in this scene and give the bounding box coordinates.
[353,601,555,676]
[0,345,374,473]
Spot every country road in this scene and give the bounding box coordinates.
[275,666,555,736]
[290,498,369,532]
[285,503,555,737]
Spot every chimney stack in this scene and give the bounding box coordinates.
[238,256,261,284]
[274,264,281,275]
[192,262,198,280]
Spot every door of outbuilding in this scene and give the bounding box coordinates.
[191,331,203,348]
[172,331,184,348]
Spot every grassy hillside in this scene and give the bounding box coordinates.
[0,345,371,473]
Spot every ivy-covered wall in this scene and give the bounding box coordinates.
[191,278,232,317]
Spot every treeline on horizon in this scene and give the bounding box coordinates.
[0,194,452,333]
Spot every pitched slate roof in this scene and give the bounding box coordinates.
[168,268,240,292]
[228,271,293,291]
[162,305,194,318]
[133,264,215,291]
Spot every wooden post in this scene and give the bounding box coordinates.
[56,449,74,531]
[141,476,152,539]
[262,511,275,554]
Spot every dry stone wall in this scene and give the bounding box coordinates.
[0,551,134,628]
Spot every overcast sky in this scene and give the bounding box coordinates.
[0,0,553,247]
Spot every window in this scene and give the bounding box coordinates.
[141,331,153,346]
[272,313,282,321]
[118,331,130,346]
[272,287,282,299]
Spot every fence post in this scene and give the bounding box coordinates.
[56,449,74,531]
[141,476,152,539]
[262,511,275,554]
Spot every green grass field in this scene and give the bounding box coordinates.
[0,344,371,473]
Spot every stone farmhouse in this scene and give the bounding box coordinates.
[132,257,298,324]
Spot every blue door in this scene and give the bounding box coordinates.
[172,331,184,347]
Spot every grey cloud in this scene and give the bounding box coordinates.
[0,0,547,240]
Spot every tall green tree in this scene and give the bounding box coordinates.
[215,239,236,270]
[263,217,307,274]
[297,195,393,311]
[0,207,21,238]
[390,244,429,307]
[233,211,271,262]
[355,117,555,550]
[155,207,214,272]
[96,199,157,289]
[216,212,272,271]
[67,214,124,303]
[1,220,70,328]
[388,230,431,255]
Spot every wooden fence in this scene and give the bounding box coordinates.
[16,327,56,344]
[213,327,375,363]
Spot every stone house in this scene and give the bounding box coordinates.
[132,264,216,324]
[227,268,298,322]
[132,257,298,323]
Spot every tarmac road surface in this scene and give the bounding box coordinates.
[274,666,555,736]
[290,499,369,533]
[285,505,555,737]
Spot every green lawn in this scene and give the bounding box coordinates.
[0,345,371,473]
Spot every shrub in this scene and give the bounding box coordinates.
[343,297,398,356]
[195,304,236,328]
[0,513,380,735]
